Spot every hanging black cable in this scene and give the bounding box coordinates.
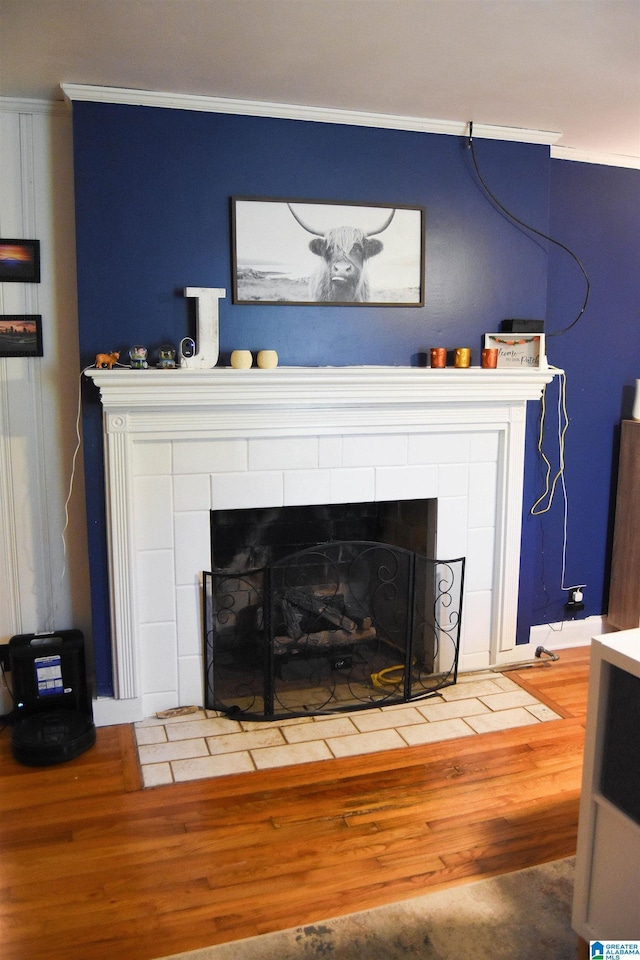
[466,121,590,337]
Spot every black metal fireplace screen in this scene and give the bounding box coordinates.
[203,541,464,720]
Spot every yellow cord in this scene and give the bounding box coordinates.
[371,659,417,689]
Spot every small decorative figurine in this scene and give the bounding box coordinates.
[95,351,119,369]
[156,344,177,369]
[129,345,148,369]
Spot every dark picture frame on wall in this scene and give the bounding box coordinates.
[0,315,43,357]
[231,197,425,306]
[0,239,41,283]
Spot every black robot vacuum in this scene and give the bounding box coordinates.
[8,630,96,766]
[11,709,96,766]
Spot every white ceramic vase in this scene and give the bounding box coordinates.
[633,379,640,421]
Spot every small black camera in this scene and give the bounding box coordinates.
[179,337,196,361]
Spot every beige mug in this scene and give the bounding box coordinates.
[454,348,471,368]
[257,350,278,369]
[230,350,253,369]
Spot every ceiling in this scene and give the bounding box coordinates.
[1,0,639,160]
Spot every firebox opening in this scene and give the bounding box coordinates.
[205,500,463,720]
[210,499,437,573]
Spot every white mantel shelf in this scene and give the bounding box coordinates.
[85,365,555,416]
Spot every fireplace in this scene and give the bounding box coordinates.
[85,365,554,726]
[204,501,464,718]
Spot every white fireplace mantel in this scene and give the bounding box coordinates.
[87,365,553,416]
[85,365,556,725]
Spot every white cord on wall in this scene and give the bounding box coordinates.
[530,365,586,595]
[58,364,93,588]
[53,360,131,630]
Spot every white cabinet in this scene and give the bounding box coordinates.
[572,631,640,940]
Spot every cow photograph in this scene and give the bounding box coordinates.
[232,197,424,305]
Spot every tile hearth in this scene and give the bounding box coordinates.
[135,670,561,788]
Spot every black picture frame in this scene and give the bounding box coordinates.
[0,315,43,357]
[0,239,41,283]
[231,197,425,306]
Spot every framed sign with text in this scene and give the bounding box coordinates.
[484,333,546,369]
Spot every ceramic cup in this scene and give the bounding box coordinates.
[230,350,253,369]
[257,350,278,369]
[481,348,499,369]
[430,347,447,368]
[454,347,471,368]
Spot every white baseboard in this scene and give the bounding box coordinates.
[92,696,145,727]
[460,615,610,675]
[529,615,611,651]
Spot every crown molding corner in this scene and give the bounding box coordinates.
[551,145,640,170]
[0,96,68,116]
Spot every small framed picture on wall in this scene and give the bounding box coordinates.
[0,239,41,283]
[0,315,43,357]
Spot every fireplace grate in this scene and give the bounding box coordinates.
[203,541,464,720]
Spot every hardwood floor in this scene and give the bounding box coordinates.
[0,646,590,960]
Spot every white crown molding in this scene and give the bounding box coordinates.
[0,97,67,116]
[60,83,561,146]
[551,144,640,170]
[8,87,638,167]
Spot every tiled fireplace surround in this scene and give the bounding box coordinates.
[86,366,554,727]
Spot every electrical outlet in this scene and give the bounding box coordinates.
[564,588,585,615]
[331,655,353,671]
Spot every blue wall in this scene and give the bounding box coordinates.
[71,101,639,695]
[517,160,640,638]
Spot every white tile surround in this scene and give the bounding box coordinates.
[85,365,555,726]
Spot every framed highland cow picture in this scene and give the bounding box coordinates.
[231,197,425,306]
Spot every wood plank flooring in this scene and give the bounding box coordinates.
[0,646,590,960]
